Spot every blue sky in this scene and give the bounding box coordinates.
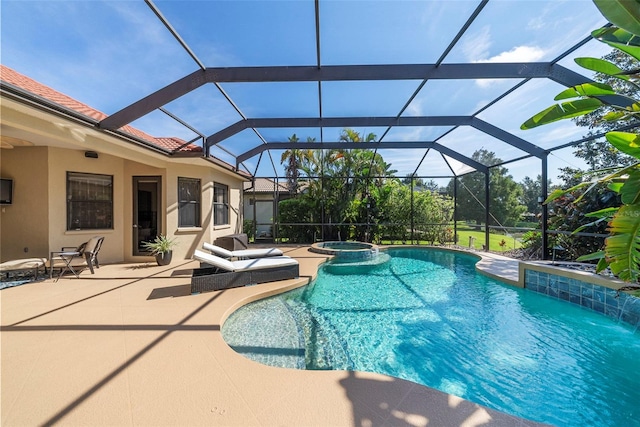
[1,0,612,185]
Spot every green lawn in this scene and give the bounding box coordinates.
[380,226,524,252]
[455,227,523,252]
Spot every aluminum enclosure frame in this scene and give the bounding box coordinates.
[89,0,636,258]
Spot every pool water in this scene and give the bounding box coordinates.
[222,248,640,427]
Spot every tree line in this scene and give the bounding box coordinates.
[276,128,550,245]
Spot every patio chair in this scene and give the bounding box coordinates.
[47,236,105,280]
[202,242,283,259]
[190,249,299,293]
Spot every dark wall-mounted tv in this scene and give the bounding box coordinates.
[0,178,14,205]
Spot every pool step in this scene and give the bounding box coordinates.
[285,299,354,370]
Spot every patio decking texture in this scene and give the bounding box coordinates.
[1,246,544,427]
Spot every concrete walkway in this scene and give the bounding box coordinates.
[1,246,543,426]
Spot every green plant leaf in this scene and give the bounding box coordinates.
[605,204,640,281]
[521,98,603,129]
[603,110,628,121]
[574,57,630,80]
[576,250,606,262]
[593,0,640,36]
[608,181,624,193]
[584,207,619,218]
[595,257,611,273]
[554,82,616,100]
[574,217,609,234]
[620,169,640,204]
[605,131,640,157]
[543,183,591,204]
[592,27,640,61]
[573,180,601,204]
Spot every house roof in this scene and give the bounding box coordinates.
[0,65,243,162]
[243,178,290,193]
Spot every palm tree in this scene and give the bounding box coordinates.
[280,134,313,195]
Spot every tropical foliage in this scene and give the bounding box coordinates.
[521,0,640,281]
[277,128,453,244]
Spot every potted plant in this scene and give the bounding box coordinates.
[142,235,176,266]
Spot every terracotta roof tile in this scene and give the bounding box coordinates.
[0,65,202,154]
[243,178,291,193]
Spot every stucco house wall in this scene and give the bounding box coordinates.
[0,146,49,262]
[0,66,247,264]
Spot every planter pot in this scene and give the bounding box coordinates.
[155,251,172,266]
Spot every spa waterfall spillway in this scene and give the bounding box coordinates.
[310,241,389,273]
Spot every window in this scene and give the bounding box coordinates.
[178,177,201,227]
[213,183,229,225]
[67,172,113,230]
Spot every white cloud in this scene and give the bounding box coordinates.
[405,98,424,117]
[537,124,585,146]
[461,25,492,61]
[473,46,547,88]
[476,45,547,64]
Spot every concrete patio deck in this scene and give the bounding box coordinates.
[1,245,544,426]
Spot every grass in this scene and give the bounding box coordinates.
[272,223,528,252]
[379,226,524,252]
[455,227,523,252]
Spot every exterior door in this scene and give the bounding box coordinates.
[255,200,274,241]
[133,176,161,256]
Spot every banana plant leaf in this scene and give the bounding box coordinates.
[554,82,616,100]
[603,110,631,121]
[592,27,640,61]
[577,250,606,262]
[620,169,640,204]
[575,252,611,275]
[596,257,611,273]
[605,132,640,157]
[521,98,603,129]
[605,203,640,281]
[574,57,630,80]
[593,0,640,36]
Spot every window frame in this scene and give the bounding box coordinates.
[66,171,114,231]
[213,182,229,226]
[177,177,201,228]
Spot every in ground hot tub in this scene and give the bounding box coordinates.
[310,241,380,261]
[311,241,390,273]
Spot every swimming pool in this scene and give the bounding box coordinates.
[222,248,640,427]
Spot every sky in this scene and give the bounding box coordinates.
[1,0,613,186]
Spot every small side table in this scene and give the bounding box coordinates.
[49,251,81,281]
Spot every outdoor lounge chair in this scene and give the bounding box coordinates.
[202,242,283,259]
[47,236,105,280]
[190,249,299,293]
[0,258,46,281]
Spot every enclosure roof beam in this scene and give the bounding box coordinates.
[470,117,545,158]
[207,115,540,159]
[207,116,473,147]
[431,142,488,173]
[236,141,488,174]
[99,63,586,131]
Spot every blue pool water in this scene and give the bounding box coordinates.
[222,248,640,427]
